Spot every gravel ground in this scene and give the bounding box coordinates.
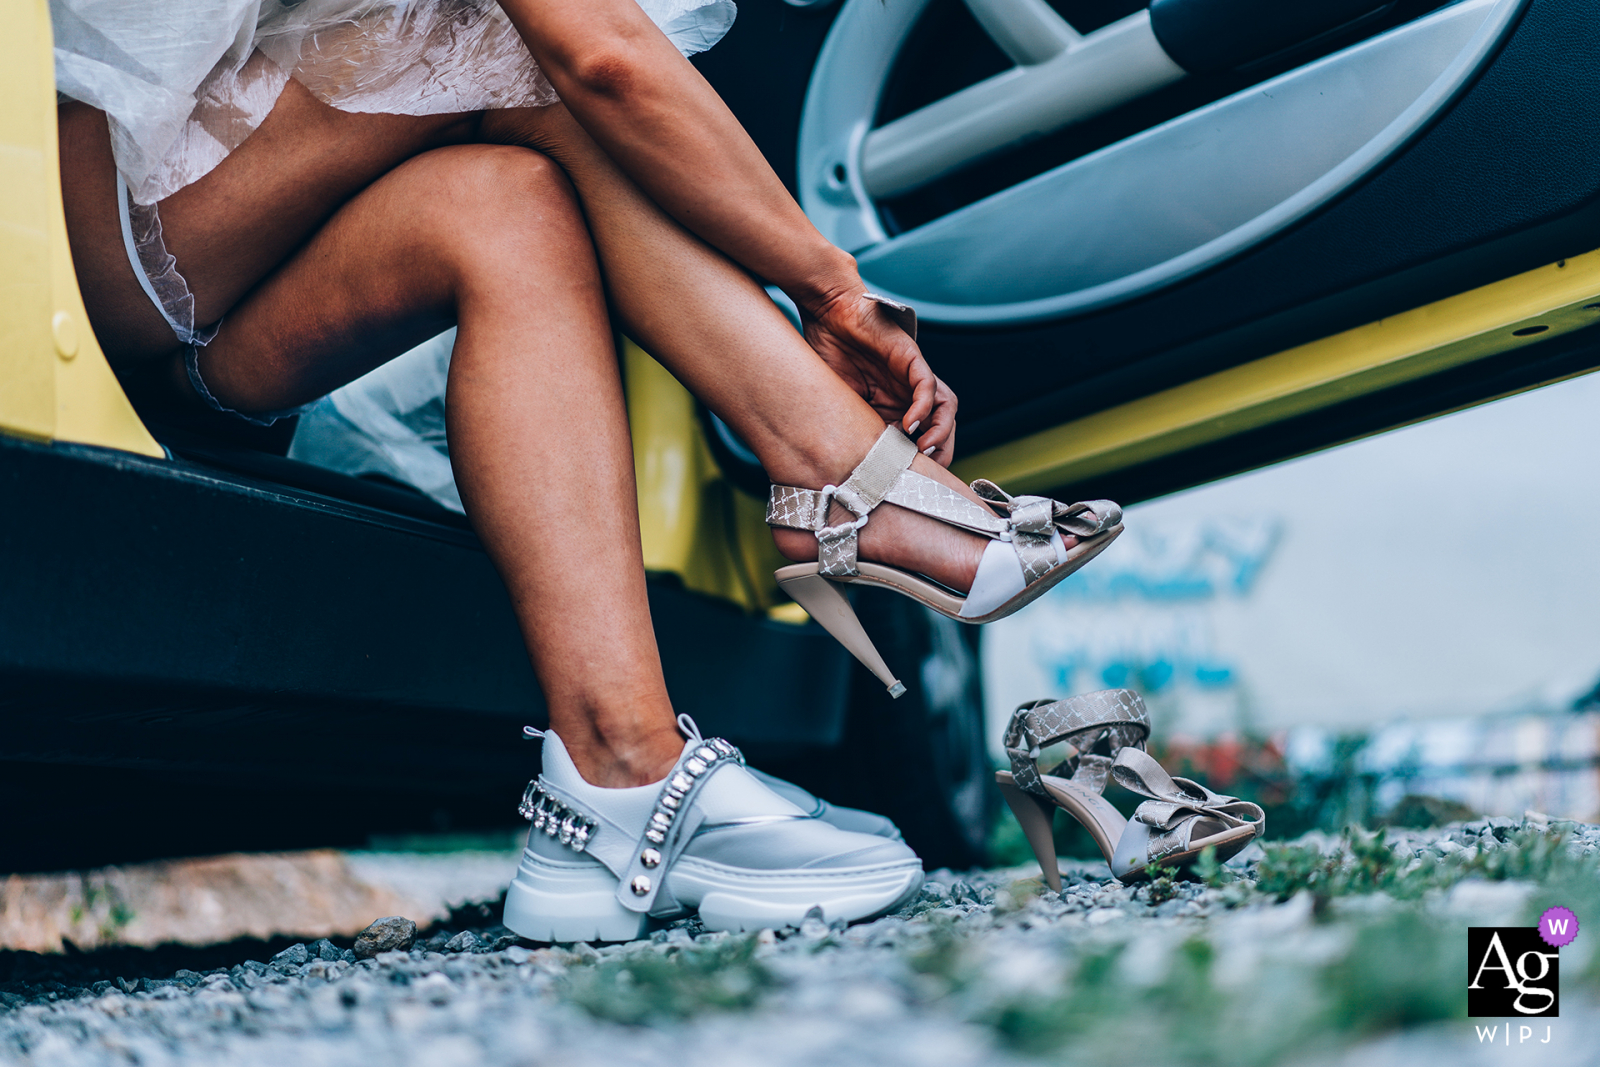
[3,818,1598,1067]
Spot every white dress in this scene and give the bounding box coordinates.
[53,0,737,205]
[53,0,738,511]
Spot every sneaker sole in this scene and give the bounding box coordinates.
[502,850,923,942]
[672,855,924,933]
[503,851,651,943]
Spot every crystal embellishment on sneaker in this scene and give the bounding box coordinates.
[518,781,597,853]
[618,736,746,903]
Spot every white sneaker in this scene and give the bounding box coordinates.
[502,718,924,942]
[746,768,905,841]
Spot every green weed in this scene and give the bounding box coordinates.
[1253,825,1600,907]
[984,826,1599,1064]
[560,937,774,1024]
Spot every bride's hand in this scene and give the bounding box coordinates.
[800,288,958,466]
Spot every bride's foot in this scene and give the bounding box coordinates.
[503,722,923,941]
[770,446,1083,595]
[763,425,1122,695]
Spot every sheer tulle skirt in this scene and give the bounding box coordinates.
[54,0,737,204]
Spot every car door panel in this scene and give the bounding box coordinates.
[697,0,1600,496]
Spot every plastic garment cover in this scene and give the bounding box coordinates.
[288,329,464,513]
[52,0,738,204]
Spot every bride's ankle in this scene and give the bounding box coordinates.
[556,723,683,788]
[772,526,820,565]
[769,499,987,594]
[768,451,992,592]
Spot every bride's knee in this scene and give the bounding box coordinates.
[411,144,588,259]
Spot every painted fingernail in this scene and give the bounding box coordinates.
[905,420,921,435]
[923,445,937,455]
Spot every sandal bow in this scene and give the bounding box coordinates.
[1111,748,1265,861]
[971,481,1122,582]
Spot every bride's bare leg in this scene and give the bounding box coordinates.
[206,146,683,785]
[482,107,1014,592]
[62,89,683,786]
[65,129,684,787]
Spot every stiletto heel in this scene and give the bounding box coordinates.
[998,691,1265,883]
[776,570,906,697]
[767,425,1122,696]
[997,779,1065,892]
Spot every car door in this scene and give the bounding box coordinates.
[696,0,1600,503]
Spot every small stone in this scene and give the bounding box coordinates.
[798,916,829,940]
[504,946,534,964]
[272,943,310,967]
[310,938,343,962]
[756,928,777,945]
[444,931,482,954]
[353,917,417,960]
[0,992,23,1009]
[89,981,114,997]
[414,972,453,1005]
[116,977,138,995]
[171,969,203,987]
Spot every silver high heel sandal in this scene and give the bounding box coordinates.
[994,691,1265,887]
[766,424,1122,697]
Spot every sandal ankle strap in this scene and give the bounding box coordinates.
[1003,689,1151,797]
[767,426,1007,576]
[768,425,922,576]
[767,425,1121,582]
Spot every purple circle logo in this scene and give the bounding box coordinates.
[1539,906,1579,949]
